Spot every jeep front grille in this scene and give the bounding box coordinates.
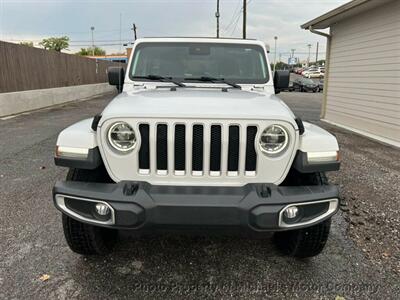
[138,123,258,177]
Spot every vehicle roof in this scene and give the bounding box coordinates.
[134,37,267,47]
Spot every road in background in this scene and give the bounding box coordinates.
[0,92,398,299]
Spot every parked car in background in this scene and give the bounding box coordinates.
[318,67,325,73]
[318,79,324,92]
[282,81,295,92]
[293,77,319,92]
[301,68,317,77]
[307,71,324,79]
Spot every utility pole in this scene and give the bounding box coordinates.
[307,43,312,67]
[316,42,319,65]
[242,0,247,39]
[90,26,95,56]
[290,49,295,66]
[132,23,137,41]
[216,0,220,38]
[119,13,122,52]
[273,36,278,73]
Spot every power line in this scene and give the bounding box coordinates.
[229,12,242,36]
[224,0,241,32]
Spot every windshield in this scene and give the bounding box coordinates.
[303,79,315,84]
[130,42,269,84]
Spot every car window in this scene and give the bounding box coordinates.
[302,79,314,84]
[130,42,269,84]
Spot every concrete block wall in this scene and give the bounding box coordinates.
[0,83,115,117]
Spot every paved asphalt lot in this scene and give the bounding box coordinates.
[1,91,399,299]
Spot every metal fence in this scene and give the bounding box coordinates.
[0,41,125,93]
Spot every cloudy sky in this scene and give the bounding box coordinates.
[0,0,349,61]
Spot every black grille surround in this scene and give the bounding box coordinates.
[137,123,259,176]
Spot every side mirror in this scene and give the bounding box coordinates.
[108,67,125,93]
[273,70,290,94]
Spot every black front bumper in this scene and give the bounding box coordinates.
[53,181,339,232]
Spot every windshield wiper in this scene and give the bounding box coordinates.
[133,75,186,87]
[184,76,241,89]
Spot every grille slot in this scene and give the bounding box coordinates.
[227,125,240,172]
[137,122,258,177]
[192,125,204,172]
[245,126,258,172]
[156,124,168,172]
[210,125,222,172]
[138,124,150,171]
[174,125,186,172]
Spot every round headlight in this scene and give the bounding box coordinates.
[259,125,289,155]
[108,122,136,152]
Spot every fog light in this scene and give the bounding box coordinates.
[95,203,110,216]
[284,206,299,219]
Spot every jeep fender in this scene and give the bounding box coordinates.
[54,118,102,169]
[294,122,340,173]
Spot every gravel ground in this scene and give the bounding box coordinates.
[280,91,400,276]
[0,91,399,299]
[324,124,400,275]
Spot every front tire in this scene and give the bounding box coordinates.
[274,219,331,258]
[63,214,117,255]
[62,167,117,255]
[276,171,331,257]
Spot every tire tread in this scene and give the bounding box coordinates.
[61,168,117,255]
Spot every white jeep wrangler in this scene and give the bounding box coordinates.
[53,38,340,257]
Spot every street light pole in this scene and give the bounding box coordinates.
[273,36,278,73]
[307,43,312,67]
[242,0,247,39]
[90,26,95,56]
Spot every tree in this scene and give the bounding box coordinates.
[39,36,69,52]
[20,41,34,47]
[76,47,106,56]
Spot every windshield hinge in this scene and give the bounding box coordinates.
[252,85,265,91]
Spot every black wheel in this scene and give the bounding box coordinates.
[276,171,331,258]
[274,219,331,258]
[63,214,117,255]
[62,167,117,255]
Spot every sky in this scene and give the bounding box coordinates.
[0,0,349,62]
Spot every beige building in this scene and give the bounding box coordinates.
[302,0,400,148]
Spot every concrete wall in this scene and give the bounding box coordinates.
[324,0,400,147]
[0,83,115,117]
